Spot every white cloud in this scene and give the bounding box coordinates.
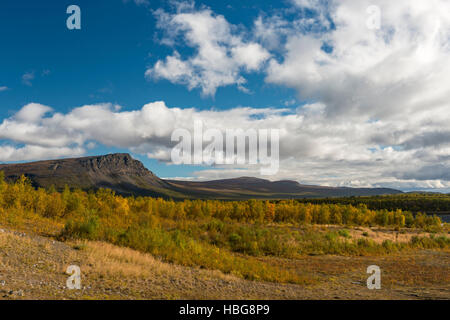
[252,0,450,190]
[253,15,290,51]
[292,0,321,9]
[0,100,448,190]
[14,103,53,123]
[0,145,85,162]
[0,86,9,92]
[266,0,450,121]
[22,72,35,86]
[146,7,270,96]
[231,43,270,71]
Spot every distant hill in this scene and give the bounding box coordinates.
[167,177,403,199]
[0,153,403,199]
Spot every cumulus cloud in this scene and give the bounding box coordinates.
[14,103,53,123]
[0,145,85,163]
[146,6,270,96]
[266,0,450,121]
[0,100,449,190]
[251,0,450,189]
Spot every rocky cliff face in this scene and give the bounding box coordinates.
[78,153,158,178]
[0,153,169,196]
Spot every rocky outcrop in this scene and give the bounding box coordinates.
[0,153,169,196]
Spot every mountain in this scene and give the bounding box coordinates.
[0,153,182,198]
[0,153,402,199]
[167,177,402,199]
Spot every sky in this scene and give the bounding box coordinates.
[0,0,449,192]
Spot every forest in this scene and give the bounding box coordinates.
[0,173,448,285]
[294,193,450,213]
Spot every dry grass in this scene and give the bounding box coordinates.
[350,227,434,244]
[79,241,172,278]
[1,225,449,300]
[321,225,447,244]
[76,240,235,282]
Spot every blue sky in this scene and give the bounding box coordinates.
[0,0,449,191]
[0,0,298,115]
[0,0,301,177]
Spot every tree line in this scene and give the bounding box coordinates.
[294,194,450,214]
[0,173,441,229]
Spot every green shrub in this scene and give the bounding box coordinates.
[338,229,351,238]
[62,216,99,240]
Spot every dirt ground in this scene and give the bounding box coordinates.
[0,226,449,300]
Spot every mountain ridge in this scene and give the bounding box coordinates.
[0,153,403,199]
